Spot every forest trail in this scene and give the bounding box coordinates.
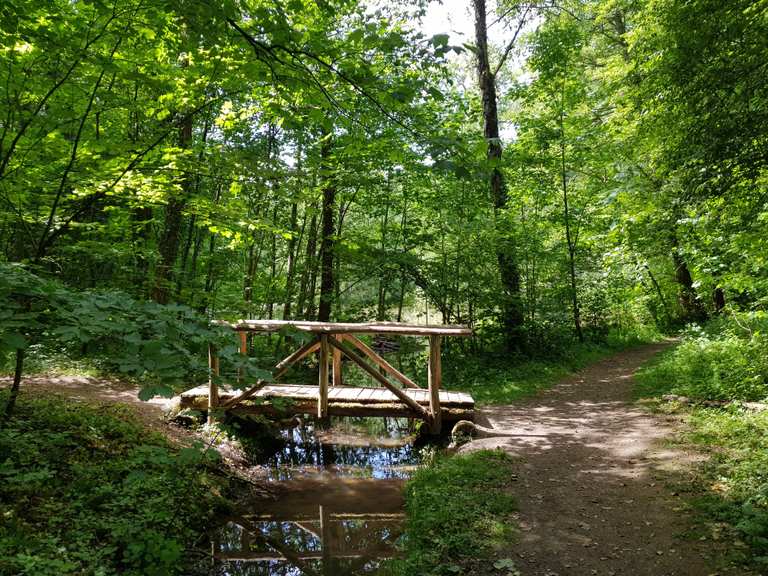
[4,375,187,443]
[467,343,753,576]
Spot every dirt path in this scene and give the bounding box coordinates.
[465,343,752,576]
[2,374,190,443]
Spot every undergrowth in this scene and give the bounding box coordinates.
[0,393,228,575]
[635,312,768,569]
[444,325,659,405]
[386,450,518,576]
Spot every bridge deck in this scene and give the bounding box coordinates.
[181,383,474,420]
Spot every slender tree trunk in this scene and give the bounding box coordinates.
[176,113,210,298]
[713,287,726,312]
[267,204,278,319]
[559,104,583,342]
[317,134,336,322]
[473,0,524,350]
[132,206,153,295]
[283,144,304,320]
[283,204,303,320]
[396,189,409,323]
[643,262,673,326]
[377,190,391,320]
[2,348,25,425]
[298,208,319,320]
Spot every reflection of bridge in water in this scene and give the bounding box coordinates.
[212,477,405,575]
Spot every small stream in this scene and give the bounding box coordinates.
[206,417,437,576]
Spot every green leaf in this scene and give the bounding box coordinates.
[1,332,27,350]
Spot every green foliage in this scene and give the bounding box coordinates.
[639,407,768,569]
[635,314,768,567]
[635,313,768,402]
[444,327,657,405]
[386,450,517,576]
[0,393,227,575]
[0,263,271,399]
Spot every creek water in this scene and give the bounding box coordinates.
[207,417,433,576]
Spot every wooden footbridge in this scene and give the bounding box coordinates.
[180,320,474,433]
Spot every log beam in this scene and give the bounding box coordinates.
[222,336,321,409]
[428,335,442,434]
[318,335,329,419]
[332,335,343,387]
[207,343,219,425]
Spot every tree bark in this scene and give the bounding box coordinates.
[283,203,303,320]
[643,262,673,326]
[473,0,524,350]
[297,209,319,320]
[2,348,25,425]
[152,113,192,304]
[671,237,707,322]
[283,144,304,320]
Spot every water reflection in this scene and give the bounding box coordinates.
[209,418,425,576]
[254,417,422,480]
[211,477,406,576]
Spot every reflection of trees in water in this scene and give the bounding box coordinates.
[213,516,403,576]
[256,417,418,477]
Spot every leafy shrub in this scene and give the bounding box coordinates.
[635,313,768,568]
[683,408,768,567]
[0,393,226,575]
[0,263,271,401]
[636,312,768,402]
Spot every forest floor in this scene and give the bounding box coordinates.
[6,344,757,575]
[2,374,190,443]
[465,342,755,576]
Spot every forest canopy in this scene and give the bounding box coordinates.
[0,0,766,354]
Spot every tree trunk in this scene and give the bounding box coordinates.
[377,190,391,320]
[643,262,673,327]
[297,209,318,320]
[473,0,524,350]
[559,103,583,342]
[283,143,304,320]
[713,287,726,312]
[671,238,707,322]
[317,134,336,322]
[283,203,303,320]
[2,348,25,425]
[152,113,192,304]
[266,204,278,319]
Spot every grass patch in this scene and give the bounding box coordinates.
[444,339,653,405]
[635,313,768,569]
[386,450,518,576]
[0,392,229,576]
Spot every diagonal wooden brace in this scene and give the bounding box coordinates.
[326,335,430,421]
[221,336,321,410]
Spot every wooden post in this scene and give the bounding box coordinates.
[207,343,220,425]
[428,335,442,434]
[238,331,247,383]
[318,334,329,419]
[332,335,343,387]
